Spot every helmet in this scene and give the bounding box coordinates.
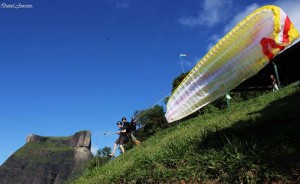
[122,117,126,121]
[117,121,122,125]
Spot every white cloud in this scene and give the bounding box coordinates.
[223,3,259,33]
[91,145,99,156]
[206,34,222,51]
[206,3,259,50]
[179,0,232,27]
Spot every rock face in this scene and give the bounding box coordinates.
[0,130,92,184]
[70,131,91,149]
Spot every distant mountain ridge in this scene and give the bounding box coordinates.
[0,130,92,184]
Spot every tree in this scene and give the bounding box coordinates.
[172,71,190,93]
[133,105,167,140]
[96,146,111,158]
[88,146,112,170]
[163,71,190,105]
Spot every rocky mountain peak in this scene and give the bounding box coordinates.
[0,130,92,184]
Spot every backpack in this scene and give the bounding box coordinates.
[123,121,131,133]
[130,120,137,132]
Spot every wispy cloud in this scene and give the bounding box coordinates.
[205,3,259,51]
[108,0,131,9]
[116,0,130,9]
[206,34,222,51]
[91,145,99,156]
[182,59,193,68]
[181,56,202,71]
[178,0,232,27]
[223,3,259,33]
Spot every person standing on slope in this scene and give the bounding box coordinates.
[122,117,141,145]
[109,121,127,157]
[270,74,279,91]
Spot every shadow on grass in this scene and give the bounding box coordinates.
[196,90,300,182]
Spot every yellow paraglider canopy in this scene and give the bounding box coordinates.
[165,5,299,123]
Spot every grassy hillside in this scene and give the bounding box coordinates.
[75,82,300,184]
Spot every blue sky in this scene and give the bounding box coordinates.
[1,0,299,165]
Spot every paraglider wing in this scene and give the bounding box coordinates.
[165,5,299,123]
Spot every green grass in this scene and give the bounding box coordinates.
[75,82,300,184]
